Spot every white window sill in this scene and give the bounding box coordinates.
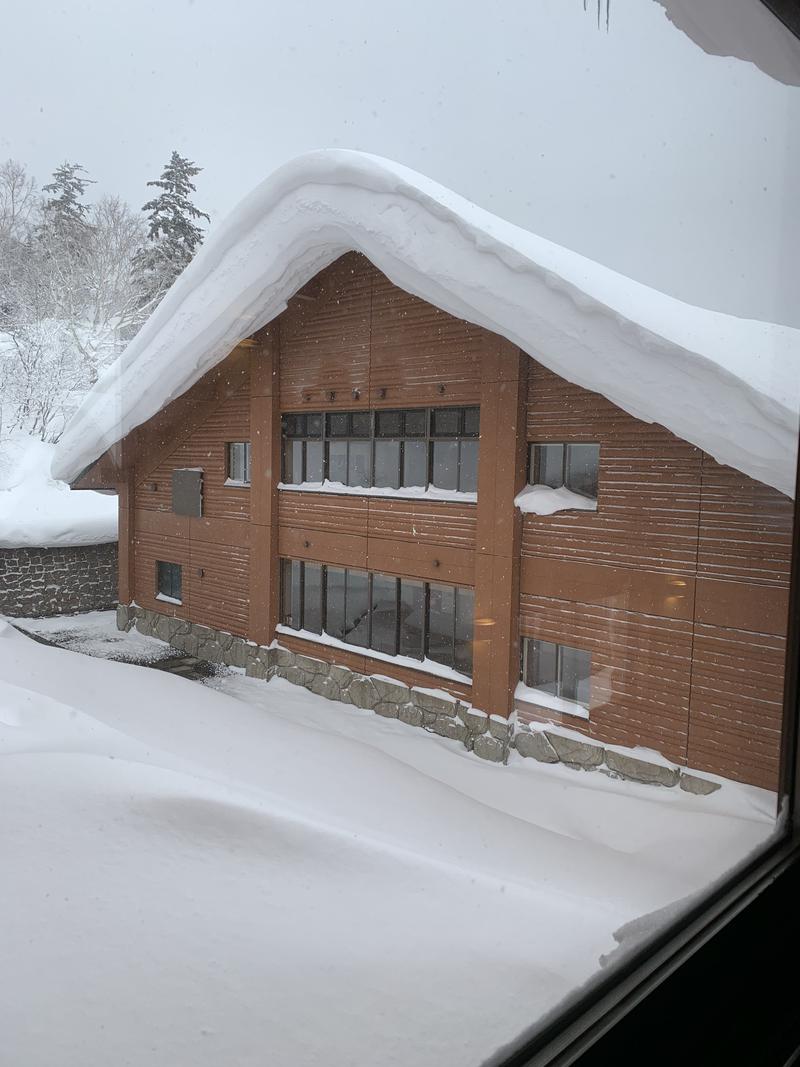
[224,478,251,488]
[277,481,476,503]
[275,624,472,685]
[514,681,589,720]
[155,592,183,606]
[514,484,597,516]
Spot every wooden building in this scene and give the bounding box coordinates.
[73,252,793,792]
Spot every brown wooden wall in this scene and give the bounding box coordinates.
[519,360,793,789]
[118,252,794,792]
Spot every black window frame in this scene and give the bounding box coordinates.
[529,441,600,500]
[225,441,251,485]
[280,405,480,494]
[278,558,475,676]
[155,560,182,602]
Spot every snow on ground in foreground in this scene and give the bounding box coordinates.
[0,617,777,1067]
[0,434,117,548]
[10,609,172,663]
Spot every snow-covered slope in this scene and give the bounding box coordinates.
[52,150,799,495]
[0,435,117,548]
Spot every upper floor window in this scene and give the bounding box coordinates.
[226,442,251,485]
[521,637,591,711]
[529,442,599,500]
[156,560,182,604]
[280,406,480,495]
[280,557,474,677]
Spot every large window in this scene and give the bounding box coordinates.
[280,558,475,676]
[226,441,251,485]
[281,406,480,494]
[156,560,182,603]
[521,637,592,709]
[529,442,599,500]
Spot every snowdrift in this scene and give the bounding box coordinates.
[52,150,799,495]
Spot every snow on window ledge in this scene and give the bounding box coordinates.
[224,478,251,488]
[275,624,472,685]
[514,484,597,516]
[278,481,477,504]
[514,681,590,721]
[155,592,183,606]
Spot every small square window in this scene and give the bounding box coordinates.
[522,638,592,710]
[156,561,182,603]
[327,412,350,437]
[350,411,372,438]
[404,410,427,437]
[306,413,323,438]
[431,407,462,437]
[282,413,306,438]
[375,410,404,438]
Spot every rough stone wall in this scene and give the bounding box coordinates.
[120,603,721,793]
[0,543,118,618]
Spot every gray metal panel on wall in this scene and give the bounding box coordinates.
[171,468,204,517]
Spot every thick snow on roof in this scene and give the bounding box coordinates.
[52,150,799,495]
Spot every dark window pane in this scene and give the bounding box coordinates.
[328,440,348,484]
[157,560,182,601]
[282,413,305,437]
[327,412,350,437]
[305,440,324,483]
[374,440,401,489]
[325,567,346,641]
[399,579,425,661]
[566,443,599,499]
[347,440,371,487]
[454,587,474,676]
[527,639,558,695]
[432,440,459,490]
[283,440,303,484]
[534,444,565,488]
[370,573,398,655]
[375,410,403,438]
[306,413,323,438]
[404,409,427,437]
[427,583,455,669]
[281,559,302,629]
[431,407,461,437]
[350,411,372,438]
[459,440,479,493]
[560,646,592,706]
[345,569,370,647]
[303,562,323,635]
[463,407,480,437]
[402,440,428,488]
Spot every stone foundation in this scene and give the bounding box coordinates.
[120,604,720,792]
[0,542,118,618]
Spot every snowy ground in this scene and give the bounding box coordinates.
[0,612,778,1066]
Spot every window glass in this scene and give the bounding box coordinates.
[402,440,428,487]
[305,440,324,483]
[303,562,323,635]
[370,574,399,655]
[427,583,455,668]
[533,443,565,488]
[350,411,372,437]
[376,410,403,437]
[404,409,427,437]
[227,442,250,483]
[327,440,348,484]
[345,569,370,646]
[454,587,474,675]
[283,439,303,484]
[432,439,459,490]
[399,579,425,660]
[463,407,480,437]
[327,412,350,437]
[282,413,305,437]
[431,407,461,436]
[306,413,323,438]
[325,566,346,641]
[374,439,401,489]
[347,440,372,487]
[156,561,182,602]
[459,440,479,493]
[281,558,302,629]
[566,443,599,499]
[527,638,558,695]
[560,645,592,707]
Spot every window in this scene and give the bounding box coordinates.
[226,442,251,485]
[529,442,599,500]
[280,406,480,493]
[156,561,182,603]
[521,638,592,709]
[280,559,475,676]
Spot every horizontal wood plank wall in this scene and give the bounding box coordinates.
[521,358,793,788]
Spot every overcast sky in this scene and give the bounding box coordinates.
[2,0,798,325]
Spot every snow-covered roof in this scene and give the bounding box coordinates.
[52,150,799,495]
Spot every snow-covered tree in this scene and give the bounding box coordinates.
[41,162,95,244]
[134,150,210,302]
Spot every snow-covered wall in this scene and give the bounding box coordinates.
[52,150,800,496]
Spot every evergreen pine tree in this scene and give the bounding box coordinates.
[41,162,95,238]
[134,150,210,302]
